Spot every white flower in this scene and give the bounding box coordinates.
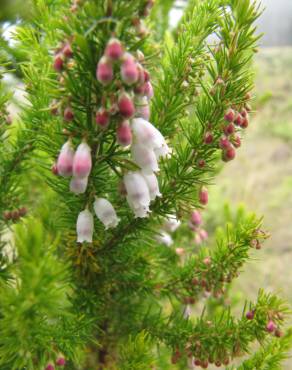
[131,118,170,159]
[131,143,159,174]
[70,177,88,194]
[93,198,120,229]
[164,215,181,232]
[141,172,161,200]
[155,231,173,246]
[124,172,151,218]
[76,209,94,243]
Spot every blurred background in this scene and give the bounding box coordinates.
[1,0,292,367]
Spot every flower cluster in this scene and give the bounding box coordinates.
[95,38,170,218]
[56,140,92,194]
[51,13,169,241]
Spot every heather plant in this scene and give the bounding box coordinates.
[0,0,291,369]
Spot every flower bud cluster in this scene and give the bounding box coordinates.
[203,96,252,163]
[44,355,66,370]
[3,207,27,222]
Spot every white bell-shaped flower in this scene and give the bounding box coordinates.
[131,143,159,174]
[76,209,94,243]
[124,172,151,218]
[164,215,181,232]
[70,176,88,194]
[73,142,92,178]
[141,172,161,200]
[93,198,120,229]
[131,118,170,159]
[155,231,173,246]
[56,140,74,177]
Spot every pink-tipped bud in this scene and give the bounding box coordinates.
[57,141,74,177]
[53,54,64,72]
[241,108,248,118]
[199,187,208,206]
[232,135,241,148]
[118,93,135,118]
[204,131,213,144]
[105,38,123,61]
[266,320,276,333]
[121,53,139,85]
[137,64,146,85]
[64,106,74,122]
[96,56,113,85]
[45,364,55,370]
[117,120,132,147]
[96,108,110,128]
[190,210,202,226]
[219,137,231,150]
[241,116,249,129]
[200,229,208,241]
[51,163,59,175]
[18,207,27,217]
[197,159,206,168]
[246,310,255,320]
[56,357,66,366]
[234,113,243,126]
[224,108,235,122]
[144,69,150,82]
[143,81,154,99]
[73,142,92,178]
[63,43,73,58]
[222,146,236,162]
[223,123,235,136]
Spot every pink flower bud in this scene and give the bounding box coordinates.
[144,69,150,82]
[56,357,66,366]
[234,113,243,126]
[266,320,276,333]
[105,38,123,61]
[246,310,255,320]
[222,146,236,162]
[241,108,248,118]
[190,210,202,226]
[199,229,208,241]
[137,64,146,85]
[117,120,132,147]
[232,135,241,148]
[64,106,74,122]
[51,163,59,175]
[96,108,110,128]
[121,53,138,85]
[57,141,74,177]
[118,93,135,118]
[223,123,235,136]
[219,136,231,149]
[136,96,150,120]
[224,108,235,122]
[199,187,208,205]
[241,116,249,129]
[73,142,92,178]
[194,233,202,245]
[143,81,154,99]
[63,43,73,58]
[45,364,55,370]
[96,56,113,85]
[204,132,213,144]
[53,54,64,72]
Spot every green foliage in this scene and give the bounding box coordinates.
[0,0,291,369]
